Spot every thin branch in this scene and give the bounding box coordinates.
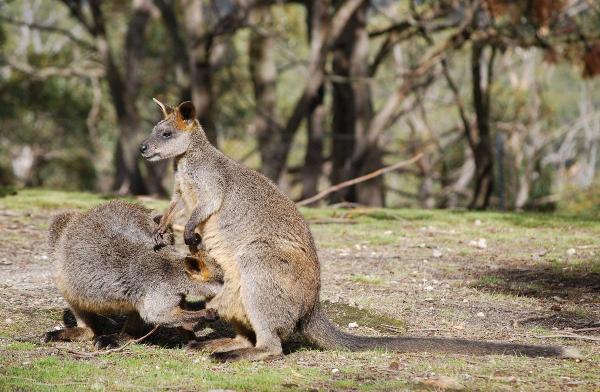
[67,325,160,358]
[0,15,95,49]
[297,153,423,206]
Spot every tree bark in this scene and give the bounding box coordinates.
[329,2,382,205]
[260,0,367,184]
[183,0,217,145]
[249,5,279,181]
[300,0,327,199]
[469,43,495,209]
[88,0,154,195]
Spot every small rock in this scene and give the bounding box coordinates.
[383,230,393,235]
[566,248,576,257]
[331,368,339,374]
[476,238,487,249]
[537,249,548,257]
[4,318,13,325]
[424,285,434,291]
[348,322,358,329]
[474,219,482,226]
[432,249,443,258]
[476,312,485,318]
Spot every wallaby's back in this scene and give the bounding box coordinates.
[53,201,220,315]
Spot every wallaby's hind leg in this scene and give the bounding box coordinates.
[210,319,283,362]
[211,252,286,362]
[43,307,102,343]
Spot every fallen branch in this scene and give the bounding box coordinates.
[297,153,423,206]
[67,325,160,358]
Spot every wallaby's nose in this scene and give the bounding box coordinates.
[139,144,148,154]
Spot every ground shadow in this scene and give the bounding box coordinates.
[60,300,408,354]
[472,262,599,329]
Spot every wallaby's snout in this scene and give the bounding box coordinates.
[139,143,148,154]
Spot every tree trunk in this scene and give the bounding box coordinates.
[257,0,365,184]
[469,43,494,209]
[183,0,217,145]
[86,0,154,195]
[249,5,279,182]
[330,5,356,203]
[301,0,327,199]
[329,2,381,205]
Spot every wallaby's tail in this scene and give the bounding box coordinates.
[302,304,580,358]
[48,211,77,249]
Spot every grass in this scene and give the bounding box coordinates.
[0,189,599,391]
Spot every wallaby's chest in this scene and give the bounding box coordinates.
[174,161,200,213]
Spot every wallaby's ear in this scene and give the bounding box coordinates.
[184,256,202,277]
[153,97,174,118]
[177,101,196,122]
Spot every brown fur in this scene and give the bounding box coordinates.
[141,99,580,361]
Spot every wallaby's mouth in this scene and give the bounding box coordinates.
[142,152,161,161]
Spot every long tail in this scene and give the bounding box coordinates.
[48,211,77,249]
[302,304,580,358]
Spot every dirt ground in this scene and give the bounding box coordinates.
[0,190,599,391]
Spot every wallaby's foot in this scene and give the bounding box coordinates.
[210,347,284,362]
[184,229,201,247]
[187,336,252,353]
[93,333,133,350]
[42,327,94,343]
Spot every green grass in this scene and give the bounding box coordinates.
[350,274,386,285]
[0,188,168,212]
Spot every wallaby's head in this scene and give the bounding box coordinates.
[140,99,199,161]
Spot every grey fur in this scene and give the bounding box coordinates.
[142,100,580,361]
[45,200,223,348]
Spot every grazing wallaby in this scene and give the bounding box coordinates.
[44,200,223,349]
[140,99,579,361]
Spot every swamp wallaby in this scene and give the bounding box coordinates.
[45,200,223,349]
[140,99,579,361]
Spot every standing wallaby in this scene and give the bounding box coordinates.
[140,99,579,361]
[45,200,223,349]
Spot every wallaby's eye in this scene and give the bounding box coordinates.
[162,130,172,139]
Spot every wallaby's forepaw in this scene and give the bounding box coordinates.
[153,227,169,249]
[184,230,202,247]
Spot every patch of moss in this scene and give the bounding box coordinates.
[321,301,407,334]
[350,274,385,285]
